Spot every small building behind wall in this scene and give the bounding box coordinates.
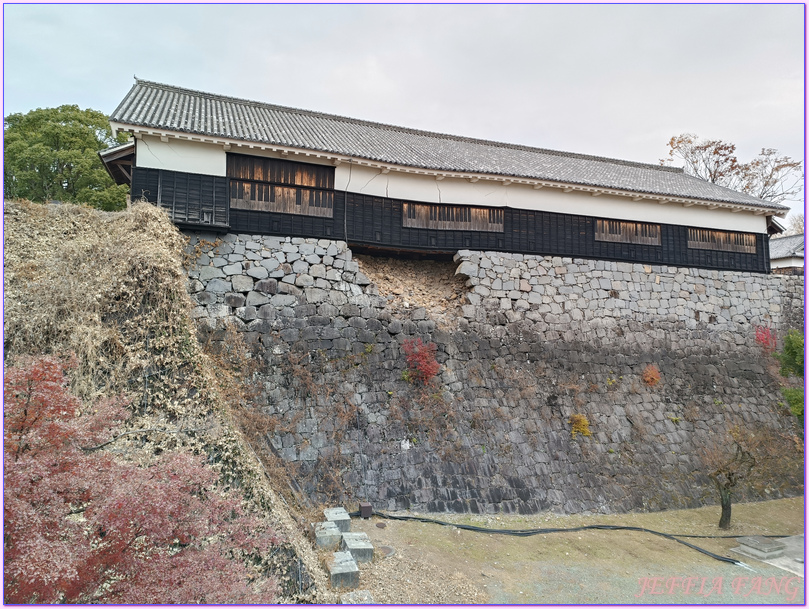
[769,233,805,275]
[101,79,789,273]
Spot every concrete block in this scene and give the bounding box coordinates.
[314,521,342,550]
[340,590,374,604]
[341,532,374,563]
[737,536,786,559]
[325,551,359,590]
[324,507,351,532]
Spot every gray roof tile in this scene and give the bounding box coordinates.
[769,233,805,259]
[110,79,787,213]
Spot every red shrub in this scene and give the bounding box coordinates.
[755,325,777,355]
[642,364,661,387]
[402,338,441,384]
[4,356,279,604]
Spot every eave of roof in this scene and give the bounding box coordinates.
[109,79,789,216]
[98,141,135,185]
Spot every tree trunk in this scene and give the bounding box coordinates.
[718,486,732,529]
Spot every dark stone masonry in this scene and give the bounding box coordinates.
[186,231,804,515]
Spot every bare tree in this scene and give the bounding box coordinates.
[662,134,803,205]
[739,148,804,205]
[661,134,742,187]
[782,213,804,236]
[701,427,756,529]
[699,423,803,529]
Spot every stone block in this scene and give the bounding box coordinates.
[296,274,315,287]
[737,536,786,559]
[280,328,299,342]
[246,291,270,306]
[324,507,351,532]
[260,258,280,272]
[279,282,302,296]
[456,260,477,277]
[231,274,254,293]
[224,293,246,308]
[246,266,269,279]
[340,590,374,604]
[341,532,374,564]
[195,291,217,305]
[314,521,343,550]
[256,304,276,320]
[292,259,309,273]
[222,262,243,276]
[205,278,231,293]
[325,551,359,590]
[235,306,257,321]
[271,294,298,307]
[199,266,225,281]
[255,278,278,294]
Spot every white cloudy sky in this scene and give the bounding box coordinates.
[3,3,805,217]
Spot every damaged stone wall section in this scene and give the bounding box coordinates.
[454,249,796,331]
[186,231,804,515]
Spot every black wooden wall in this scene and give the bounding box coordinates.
[130,166,770,273]
[131,167,229,229]
[343,193,770,273]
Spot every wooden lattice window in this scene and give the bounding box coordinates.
[595,220,661,245]
[687,228,756,254]
[229,181,333,217]
[402,203,504,232]
[227,154,334,218]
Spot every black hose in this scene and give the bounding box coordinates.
[349,510,792,567]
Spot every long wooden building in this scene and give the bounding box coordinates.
[101,79,789,273]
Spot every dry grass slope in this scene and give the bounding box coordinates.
[3,200,336,603]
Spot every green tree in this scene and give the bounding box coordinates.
[775,329,804,431]
[4,105,129,210]
[775,329,804,378]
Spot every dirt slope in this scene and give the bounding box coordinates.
[3,200,334,603]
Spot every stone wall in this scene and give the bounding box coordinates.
[186,231,804,515]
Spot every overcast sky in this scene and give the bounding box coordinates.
[3,3,805,217]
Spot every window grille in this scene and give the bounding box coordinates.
[402,202,504,232]
[595,219,661,245]
[687,228,756,254]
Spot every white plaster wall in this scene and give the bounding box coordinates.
[771,256,804,269]
[335,164,768,234]
[136,136,227,177]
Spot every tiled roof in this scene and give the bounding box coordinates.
[111,79,787,212]
[769,233,805,259]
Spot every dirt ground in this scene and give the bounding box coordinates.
[325,496,804,604]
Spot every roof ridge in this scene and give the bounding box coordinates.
[131,78,684,175]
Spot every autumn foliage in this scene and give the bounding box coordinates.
[402,338,441,384]
[755,325,777,355]
[4,356,279,604]
[641,364,661,387]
